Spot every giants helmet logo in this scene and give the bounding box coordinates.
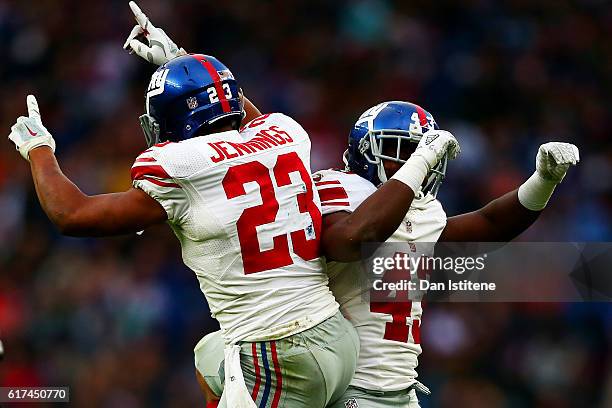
[146,68,170,96]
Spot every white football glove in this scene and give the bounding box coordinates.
[123,1,187,65]
[535,142,580,184]
[413,129,461,169]
[8,95,56,161]
[390,129,460,194]
[518,142,580,211]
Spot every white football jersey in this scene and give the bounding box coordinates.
[132,114,338,344]
[315,169,447,391]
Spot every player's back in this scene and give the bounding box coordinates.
[132,114,338,344]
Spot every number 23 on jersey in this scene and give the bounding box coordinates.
[222,152,322,274]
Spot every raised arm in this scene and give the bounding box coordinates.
[440,189,539,242]
[124,1,262,124]
[321,181,417,262]
[322,130,460,262]
[8,96,167,237]
[440,142,579,242]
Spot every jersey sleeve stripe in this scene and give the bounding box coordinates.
[318,187,348,202]
[321,201,350,207]
[140,177,181,189]
[135,157,157,163]
[314,180,341,187]
[131,164,172,181]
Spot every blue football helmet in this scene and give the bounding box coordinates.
[345,101,447,197]
[139,54,245,147]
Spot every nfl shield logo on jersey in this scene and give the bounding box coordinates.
[345,398,359,408]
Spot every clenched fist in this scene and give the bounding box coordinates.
[535,142,580,184]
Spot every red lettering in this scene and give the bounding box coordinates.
[251,137,274,149]
[245,140,266,151]
[218,141,239,160]
[258,129,286,145]
[209,142,226,163]
[227,141,255,156]
[247,114,271,129]
[269,125,293,142]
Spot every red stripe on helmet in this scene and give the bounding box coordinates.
[192,55,231,113]
[415,105,428,127]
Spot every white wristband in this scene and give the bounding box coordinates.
[518,172,558,211]
[20,137,56,161]
[390,154,430,195]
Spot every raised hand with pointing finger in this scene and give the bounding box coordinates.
[8,95,56,160]
[124,1,186,65]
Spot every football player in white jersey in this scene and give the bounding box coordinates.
[320,101,579,407]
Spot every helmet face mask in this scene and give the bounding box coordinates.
[139,113,161,148]
[346,101,448,198]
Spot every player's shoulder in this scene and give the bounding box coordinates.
[131,141,179,183]
[313,169,377,214]
[240,113,309,142]
[132,138,212,180]
[240,112,301,130]
[313,169,377,194]
[131,139,201,180]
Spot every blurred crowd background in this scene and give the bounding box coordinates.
[0,0,611,406]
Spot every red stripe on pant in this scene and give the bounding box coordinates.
[206,401,219,408]
[270,341,282,408]
[251,342,262,401]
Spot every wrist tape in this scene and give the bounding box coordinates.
[518,172,558,211]
[390,153,431,195]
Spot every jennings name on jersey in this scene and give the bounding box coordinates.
[315,169,447,391]
[131,114,338,344]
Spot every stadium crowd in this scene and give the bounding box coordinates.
[0,0,610,406]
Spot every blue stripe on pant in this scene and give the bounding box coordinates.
[260,342,272,408]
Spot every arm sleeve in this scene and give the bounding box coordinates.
[131,148,189,225]
[313,169,378,216]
